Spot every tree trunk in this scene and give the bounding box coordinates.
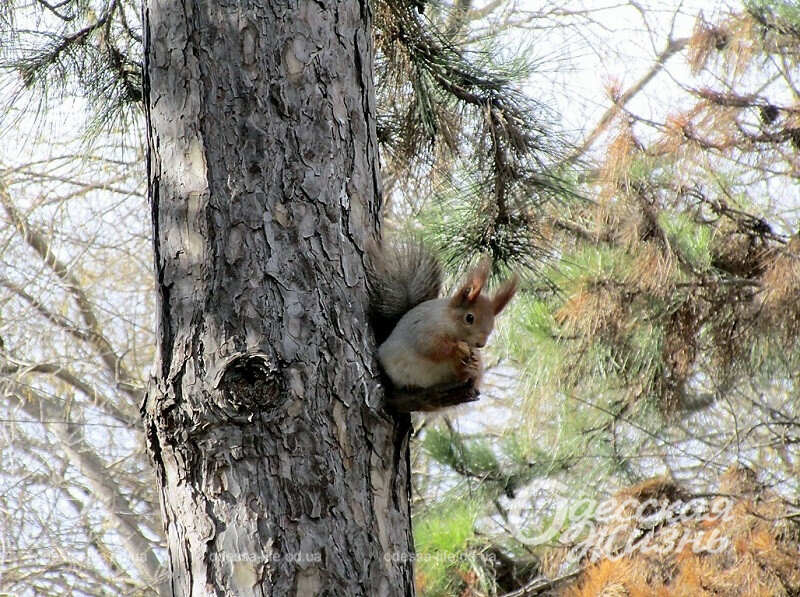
[141,2,414,595]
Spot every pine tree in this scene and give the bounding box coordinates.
[2,1,798,595]
[405,2,800,595]
[0,0,569,594]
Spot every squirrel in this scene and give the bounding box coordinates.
[365,240,518,412]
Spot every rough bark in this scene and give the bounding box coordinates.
[141,1,414,595]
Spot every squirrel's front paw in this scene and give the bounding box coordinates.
[455,340,471,363]
[455,344,482,382]
[464,350,482,379]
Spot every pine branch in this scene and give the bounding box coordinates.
[375,0,574,267]
[565,36,689,164]
[1,0,143,134]
[387,379,480,412]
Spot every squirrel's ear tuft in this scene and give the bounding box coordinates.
[450,258,491,307]
[492,274,518,315]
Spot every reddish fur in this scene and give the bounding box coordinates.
[419,335,463,362]
[415,334,478,381]
[492,274,518,315]
[451,258,491,307]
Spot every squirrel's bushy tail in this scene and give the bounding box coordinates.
[365,239,442,343]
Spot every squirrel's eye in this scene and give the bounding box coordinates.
[464,313,475,325]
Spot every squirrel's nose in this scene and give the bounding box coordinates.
[475,340,486,348]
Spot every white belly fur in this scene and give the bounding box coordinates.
[378,341,455,388]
